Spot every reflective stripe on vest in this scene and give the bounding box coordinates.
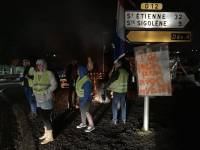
[75,75,90,97]
[109,68,129,93]
[33,71,51,95]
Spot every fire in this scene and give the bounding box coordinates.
[90,72,111,103]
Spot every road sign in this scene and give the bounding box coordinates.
[135,43,172,96]
[141,3,163,10]
[125,11,190,29]
[126,31,191,42]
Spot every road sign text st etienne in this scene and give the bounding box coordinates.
[125,11,189,29]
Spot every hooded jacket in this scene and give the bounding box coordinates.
[75,66,92,107]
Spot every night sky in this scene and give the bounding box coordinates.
[0,0,116,65]
[0,0,200,66]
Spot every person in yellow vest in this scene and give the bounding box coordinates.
[75,66,95,132]
[106,59,129,125]
[32,59,57,144]
[22,59,37,118]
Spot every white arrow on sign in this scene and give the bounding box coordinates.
[125,11,190,29]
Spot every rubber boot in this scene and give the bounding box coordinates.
[39,126,47,140]
[40,129,54,144]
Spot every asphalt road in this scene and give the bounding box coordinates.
[0,80,199,150]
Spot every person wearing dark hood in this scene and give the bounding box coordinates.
[75,66,95,132]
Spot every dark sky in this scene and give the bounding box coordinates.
[0,0,200,65]
[0,0,116,64]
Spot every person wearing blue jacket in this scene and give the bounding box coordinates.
[75,66,95,132]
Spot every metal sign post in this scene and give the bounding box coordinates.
[143,43,150,132]
[143,96,149,131]
[135,43,172,132]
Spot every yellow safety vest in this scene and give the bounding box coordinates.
[109,68,129,93]
[32,71,51,95]
[75,75,90,97]
[28,67,35,87]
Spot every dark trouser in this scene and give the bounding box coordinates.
[112,92,127,122]
[37,107,52,130]
[80,101,91,125]
[24,87,37,113]
[68,88,77,108]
